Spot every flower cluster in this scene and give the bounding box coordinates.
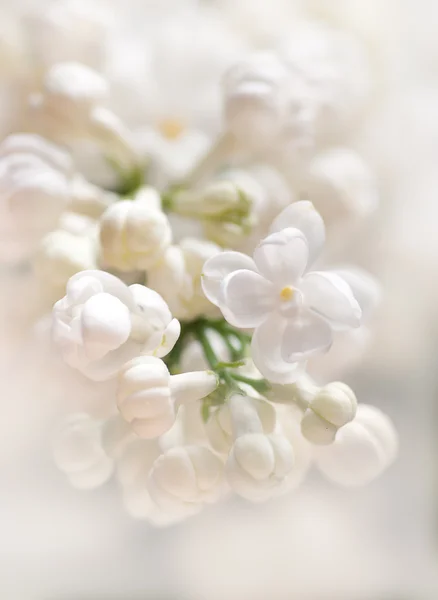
[0,1,397,526]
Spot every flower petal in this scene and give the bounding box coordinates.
[334,267,381,320]
[253,228,308,285]
[281,310,333,362]
[219,269,275,328]
[301,271,362,328]
[251,313,307,384]
[154,318,181,358]
[69,270,136,310]
[201,251,257,305]
[269,201,325,266]
[81,293,131,360]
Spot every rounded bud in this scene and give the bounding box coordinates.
[206,397,276,455]
[301,382,357,445]
[117,356,174,439]
[226,433,294,501]
[99,195,172,271]
[148,445,224,515]
[315,404,398,486]
[53,413,113,490]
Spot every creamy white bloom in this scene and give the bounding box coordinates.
[34,228,97,298]
[301,382,357,445]
[70,174,116,219]
[314,404,398,486]
[202,201,361,383]
[99,187,171,271]
[148,445,225,517]
[206,395,276,455]
[0,135,72,263]
[223,52,314,154]
[304,147,378,229]
[225,393,294,501]
[24,0,111,71]
[277,23,371,141]
[52,270,180,381]
[149,238,221,320]
[117,355,218,439]
[53,413,113,489]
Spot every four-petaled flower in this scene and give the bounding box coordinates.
[202,201,362,383]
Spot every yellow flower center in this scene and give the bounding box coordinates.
[158,118,185,140]
[280,286,295,301]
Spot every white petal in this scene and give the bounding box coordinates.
[251,313,307,384]
[281,310,333,362]
[269,201,325,266]
[334,267,381,320]
[301,271,362,328]
[253,228,308,285]
[201,251,257,305]
[69,270,135,309]
[219,269,275,328]
[130,284,172,327]
[81,293,131,360]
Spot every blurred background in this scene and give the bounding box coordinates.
[0,0,437,598]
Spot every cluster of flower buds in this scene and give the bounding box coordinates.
[0,3,398,527]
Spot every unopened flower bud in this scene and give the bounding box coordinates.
[99,191,171,271]
[301,382,357,445]
[315,404,398,486]
[117,356,218,439]
[148,445,224,516]
[53,413,113,489]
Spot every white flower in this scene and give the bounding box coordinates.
[222,52,313,154]
[24,0,111,71]
[53,413,113,490]
[314,404,398,486]
[0,135,72,263]
[117,355,218,439]
[69,174,116,219]
[148,445,225,517]
[202,201,362,383]
[301,381,357,445]
[206,396,276,455]
[52,270,180,381]
[304,147,378,229]
[225,394,295,501]
[99,187,172,271]
[34,228,97,300]
[148,238,222,320]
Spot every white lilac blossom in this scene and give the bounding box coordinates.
[117,355,218,438]
[99,187,172,271]
[148,445,225,518]
[53,413,113,490]
[314,404,398,486]
[300,382,357,445]
[0,134,72,263]
[21,7,398,526]
[202,201,361,383]
[148,238,222,320]
[304,147,378,230]
[52,270,180,381]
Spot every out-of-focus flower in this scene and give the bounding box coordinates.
[148,445,225,517]
[314,404,398,486]
[99,187,172,271]
[149,238,222,320]
[53,413,113,489]
[0,134,72,263]
[52,270,180,381]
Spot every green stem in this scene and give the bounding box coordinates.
[230,373,270,394]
